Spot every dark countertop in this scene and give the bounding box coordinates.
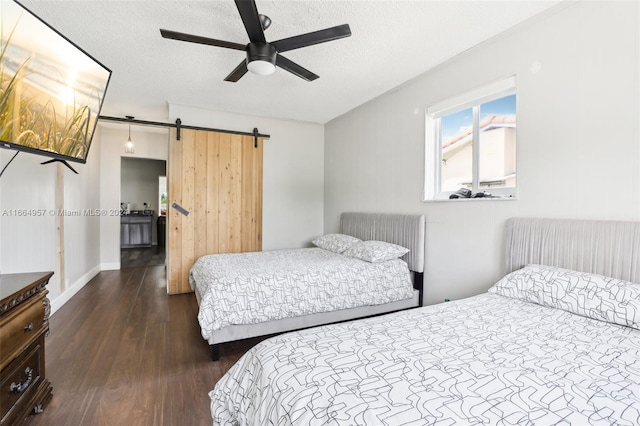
[121,210,154,216]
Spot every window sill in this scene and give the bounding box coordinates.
[422,196,517,203]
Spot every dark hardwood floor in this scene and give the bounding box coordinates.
[24,265,265,426]
[121,246,166,269]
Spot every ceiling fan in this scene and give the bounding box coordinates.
[160,0,351,82]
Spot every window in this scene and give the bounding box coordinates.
[424,77,517,200]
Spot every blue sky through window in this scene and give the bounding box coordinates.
[441,94,516,142]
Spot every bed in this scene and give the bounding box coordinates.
[189,212,426,360]
[210,217,640,425]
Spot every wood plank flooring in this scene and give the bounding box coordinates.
[121,246,166,269]
[24,265,265,426]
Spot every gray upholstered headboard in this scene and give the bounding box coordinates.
[506,217,640,283]
[340,212,425,273]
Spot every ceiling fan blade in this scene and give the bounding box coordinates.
[276,54,318,82]
[160,29,246,51]
[224,60,249,82]
[271,24,351,53]
[234,0,266,43]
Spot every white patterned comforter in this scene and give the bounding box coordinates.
[189,248,413,341]
[211,293,640,425]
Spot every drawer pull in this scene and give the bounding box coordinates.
[24,322,33,331]
[10,367,33,394]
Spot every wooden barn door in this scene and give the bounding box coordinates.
[167,128,264,294]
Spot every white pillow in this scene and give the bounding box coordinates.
[342,240,409,263]
[489,264,640,329]
[311,234,361,254]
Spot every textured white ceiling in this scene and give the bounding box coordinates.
[19,0,562,124]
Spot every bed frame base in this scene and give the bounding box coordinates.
[211,344,220,362]
[415,271,423,307]
[209,272,423,362]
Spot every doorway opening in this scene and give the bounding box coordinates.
[120,157,167,268]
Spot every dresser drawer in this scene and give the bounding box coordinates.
[0,295,45,370]
[0,338,43,424]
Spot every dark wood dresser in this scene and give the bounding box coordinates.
[0,272,53,425]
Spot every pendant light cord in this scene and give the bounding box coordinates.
[126,115,134,142]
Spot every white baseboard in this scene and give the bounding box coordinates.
[50,265,101,316]
[100,262,121,271]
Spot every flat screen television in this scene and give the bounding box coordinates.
[0,0,111,165]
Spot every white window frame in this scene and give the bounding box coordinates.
[424,76,517,201]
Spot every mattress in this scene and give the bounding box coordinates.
[210,292,640,425]
[189,247,414,341]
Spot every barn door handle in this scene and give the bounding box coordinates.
[171,203,190,216]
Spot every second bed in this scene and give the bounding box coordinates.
[189,212,426,359]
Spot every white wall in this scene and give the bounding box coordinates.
[169,104,325,250]
[0,125,104,313]
[324,1,640,305]
[99,124,169,269]
[0,152,58,283]
[59,125,103,311]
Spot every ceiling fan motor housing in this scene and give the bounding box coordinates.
[246,43,277,75]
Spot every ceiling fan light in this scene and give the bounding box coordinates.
[247,59,276,75]
[246,43,277,76]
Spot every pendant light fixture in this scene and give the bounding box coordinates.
[124,115,135,154]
